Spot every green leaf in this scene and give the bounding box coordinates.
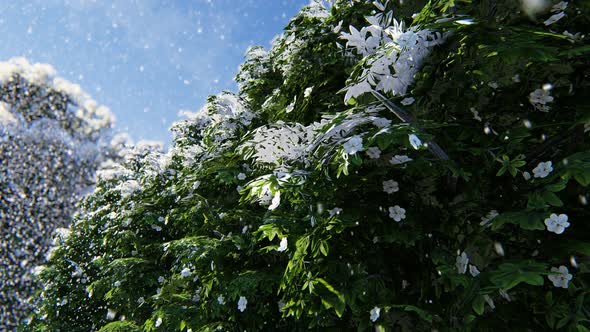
[319,241,329,257]
[527,192,548,210]
[545,181,567,192]
[492,211,545,231]
[390,305,433,322]
[559,240,590,256]
[489,262,547,290]
[559,45,590,57]
[256,224,282,242]
[472,295,485,315]
[98,321,141,332]
[574,173,590,187]
[314,277,346,317]
[542,191,563,207]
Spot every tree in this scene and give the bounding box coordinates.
[0,57,120,330]
[31,1,590,331]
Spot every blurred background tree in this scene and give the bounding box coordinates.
[0,57,123,329]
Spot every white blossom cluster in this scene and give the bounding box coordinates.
[340,3,446,102]
[529,84,554,112]
[0,58,117,329]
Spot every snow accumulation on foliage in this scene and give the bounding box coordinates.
[16,0,590,331]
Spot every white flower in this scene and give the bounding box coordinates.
[400,97,415,106]
[304,86,313,98]
[488,82,499,89]
[277,237,288,252]
[548,265,573,288]
[523,171,531,180]
[370,306,381,322]
[544,213,570,234]
[114,281,121,287]
[409,134,422,150]
[343,135,364,154]
[544,12,565,26]
[217,295,225,305]
[456,251,469,274]
[533,161,553,178]
[390,154,412,165]
[237,172,246,180]
[158,276,165,283]
[366,147,381,159]
[388,205,406,222]
[237,296,248,312]
[329,207,343,216]
[181,267,191,278]
[480,210,499,227]
[383,180,399,194]
[268,191,281,210]
[529,88,554,112]
[155,317,163,327]
[469,264,480,277]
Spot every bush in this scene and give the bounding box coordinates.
[30,1,589,331]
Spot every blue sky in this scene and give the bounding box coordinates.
[0,0,309,143]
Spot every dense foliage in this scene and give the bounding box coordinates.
[0,57,120,329]
[31,0,589,331]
